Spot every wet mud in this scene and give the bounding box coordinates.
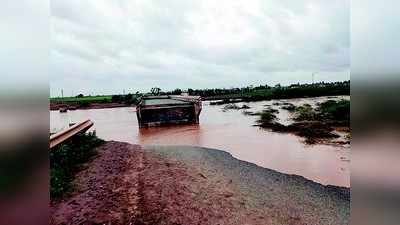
[51,141,349,225]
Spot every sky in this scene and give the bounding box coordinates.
[50,0,350,97]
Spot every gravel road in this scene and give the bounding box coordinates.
[50,141,349,225]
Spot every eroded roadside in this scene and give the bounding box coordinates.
[50,142,143,224]
[50,141,350,225]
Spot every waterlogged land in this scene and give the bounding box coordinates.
[50,96,350,187]
[50,81,349,110]
[223,97,350,145]
[50,96,350,224]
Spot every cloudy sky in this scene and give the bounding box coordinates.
[50,0,349,97]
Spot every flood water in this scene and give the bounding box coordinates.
[50,96,350,187]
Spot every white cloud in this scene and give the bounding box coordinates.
[50,0,349,96]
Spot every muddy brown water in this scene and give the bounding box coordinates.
[50,96,350,187]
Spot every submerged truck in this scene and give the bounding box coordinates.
[136,95,202,128]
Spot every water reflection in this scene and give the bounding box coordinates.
[138,124,203,146]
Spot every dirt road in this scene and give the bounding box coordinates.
[50,141,349,225]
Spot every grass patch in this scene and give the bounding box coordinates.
[288,122,340,144]
[51,94,141,105]
[255,108,279,124]
[50,95,113,102]
[280,103,296,111]
[293,99,350,123]
[293,104,318,121]
[222,103,251,111]
[50,94,141,110]
[317,99,350,121]
[254,99,349,144]
[257,111,277,124]
[50,132,105,199]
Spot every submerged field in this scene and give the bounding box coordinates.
[51,95,350,187]
[50,95,351,224]
[225,98,350,145]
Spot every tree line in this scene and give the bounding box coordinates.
[179,80,350,100]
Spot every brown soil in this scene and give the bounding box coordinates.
[50,102,129,111]
[50,142,142,224]
[50,141,349,224]
[50,142,267,225]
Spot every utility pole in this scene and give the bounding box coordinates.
[61,89,64,98]
[312,73,315,84]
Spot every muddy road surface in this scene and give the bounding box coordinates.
[50,142,349,225]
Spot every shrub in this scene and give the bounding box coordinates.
[256,109,278,125]
[317,99,350,121]
[293,100,350,122]
[78,101,90,108]
[294,104,318,121]
[50,132,104,199]
[223,103,241,110]
[111,95,122,103]
[281,103,296,111]
[123,94,140,105]
[101,98,109,103]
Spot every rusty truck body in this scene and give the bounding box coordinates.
[136,95,202,128]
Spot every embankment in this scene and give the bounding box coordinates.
[50,101,130,110]
[51,141,350,225]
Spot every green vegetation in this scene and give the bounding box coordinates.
[50,81,349,107]
[281,103,296,111]
[293,104,317,121]
[290,122,340,144]
[189,81,350,101]
[256,109,278,124]
[50,132,105,199]
[317,99,350,121]
[294,100,350,123]
[110,93,140,105]
[50,95,113,103]
[222,103,251,111]
[50,93,141,110]
[252,99,350,144]
[150,87,161,95]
